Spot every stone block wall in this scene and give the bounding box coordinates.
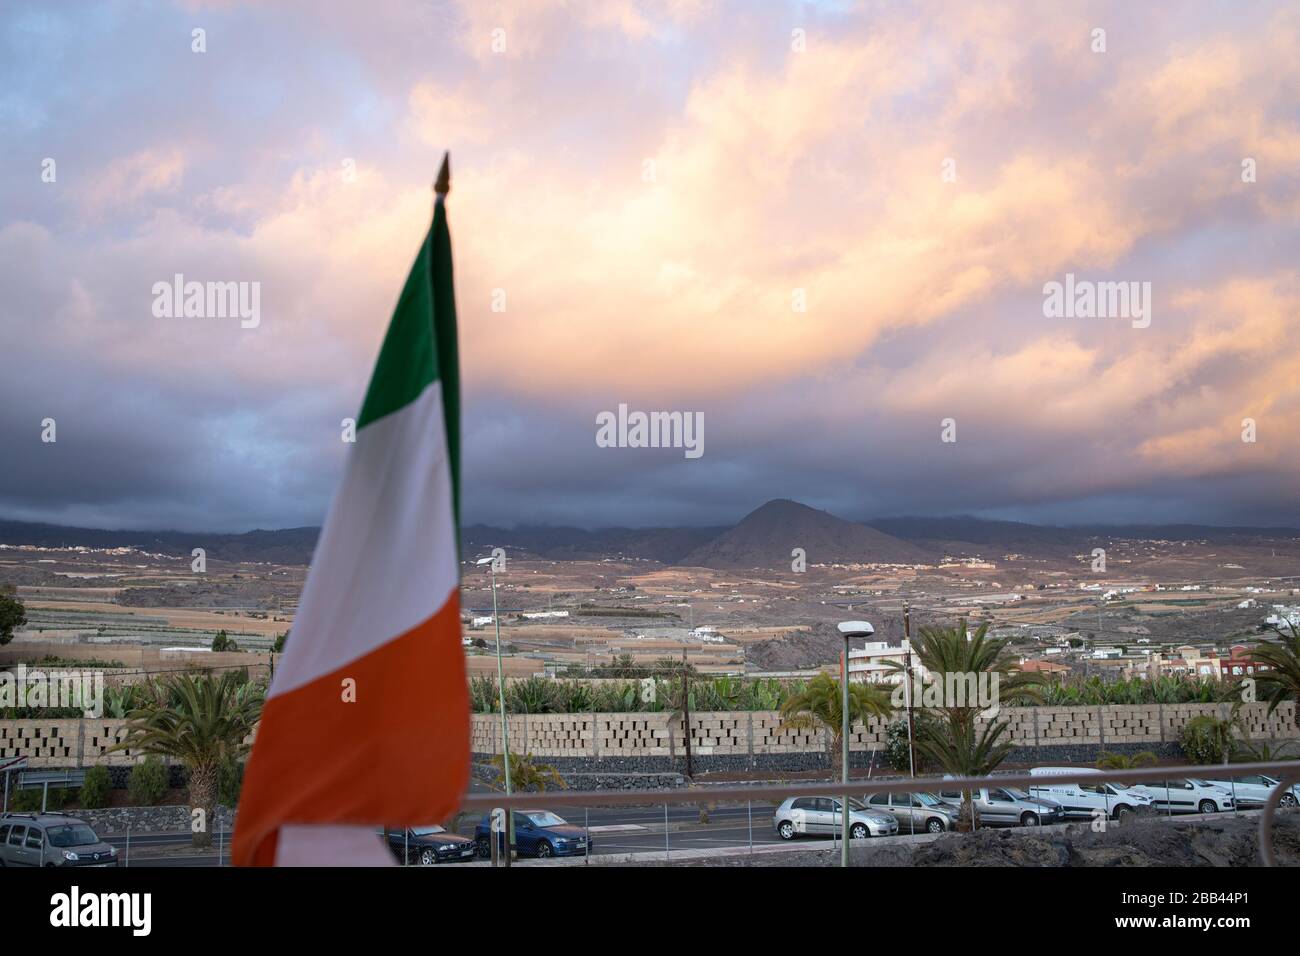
[2,702,1295,773]
[466,701,1299,762]
[0,718,254,768]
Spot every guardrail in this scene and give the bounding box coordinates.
[459,759,1300,866]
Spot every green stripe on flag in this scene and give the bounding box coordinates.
[357,231,438,429]
[356,200,461,525]
[429,199,461,529]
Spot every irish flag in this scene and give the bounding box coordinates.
[233,160,469,866]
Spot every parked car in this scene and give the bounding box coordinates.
[773,796,899,840]
[936,785,1065,827]
[378,825,477,865]
[863,790,957,833]
[0,813,119,868]
[1027,767,1154,821]
[1129,778,1234,814]
[1201,774,1300,808]
[474,810,591,858]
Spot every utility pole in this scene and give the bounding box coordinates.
[681,647,693,778]
[903,602,916,778]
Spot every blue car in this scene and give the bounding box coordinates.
[474,810,592,859]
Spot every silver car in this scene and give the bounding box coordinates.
[937,785,1065,827]
[1199,774,1297,809]
[774,796,899,840]
[0,813,119,867]
[863,790,957,833]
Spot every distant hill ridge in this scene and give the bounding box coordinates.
[679,499,934,569]
[1,505,1297,568]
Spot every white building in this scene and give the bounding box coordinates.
[847,639,928,684]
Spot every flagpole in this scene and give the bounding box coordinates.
[434,151,450,199]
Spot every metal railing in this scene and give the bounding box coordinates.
[459,759,1300,866]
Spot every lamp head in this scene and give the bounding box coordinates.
[837,620,875,639]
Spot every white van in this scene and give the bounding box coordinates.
[1027,767,1153,821]
[1130,778,1234,814]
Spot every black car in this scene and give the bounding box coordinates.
[379,825,477,865]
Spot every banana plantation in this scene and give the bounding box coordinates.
[468,672,1245,715]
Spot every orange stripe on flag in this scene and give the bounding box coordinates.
[232,592,469,866]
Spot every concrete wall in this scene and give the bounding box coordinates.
[3,702,1295,770]
[0,719,254,768]
[467,702,1299,759]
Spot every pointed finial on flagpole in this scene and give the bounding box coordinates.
[434,152,451,197]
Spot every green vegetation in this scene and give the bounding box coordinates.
[216,757,244,808]
[573,604,679,619]
[1178,702,1248,764]
[882,716,937,773]
[1029,674,1237,706]
[0,584,26,646]
[468,674,804,715]
[1231,738,1294,763]
[1096,750,1159,770]
[210,629,239,652]
[902,621,1043,830]
[24,656,128,669]
[778,673,891,768]
[460,670,1262,715]
[1251,620,1300,727]
[11,786,73,812]
[128,756,169,806]
[79,766,113,809]
[489,750,565,792]
[0,704,85,718]
[112,672,264,848]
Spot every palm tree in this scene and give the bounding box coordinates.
[112,672,263,848]
[898,621,1044,830]
[898,620,1044,720]
[1250,620,1300,727]
[1231,737,1294,763]
[778,673,891,769]
[1180,708,1243,764]
[914,717,1012,831]
[1096,750,1159,770]
[489,750,565,792]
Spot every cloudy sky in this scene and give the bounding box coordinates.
[2,0,1298,532]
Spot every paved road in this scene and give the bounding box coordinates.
[111,797,953,866]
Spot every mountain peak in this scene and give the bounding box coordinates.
[679,499,933,569]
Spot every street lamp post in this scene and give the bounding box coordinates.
[903,602,916,778]
[837,620,874,868]
[477,556,512,866]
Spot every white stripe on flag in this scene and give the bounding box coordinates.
[274,824,396,867]
[271,382,458,699]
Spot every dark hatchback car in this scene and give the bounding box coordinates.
[474,810,592,859]
[0,813,119,867]
[378,825,477,865]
